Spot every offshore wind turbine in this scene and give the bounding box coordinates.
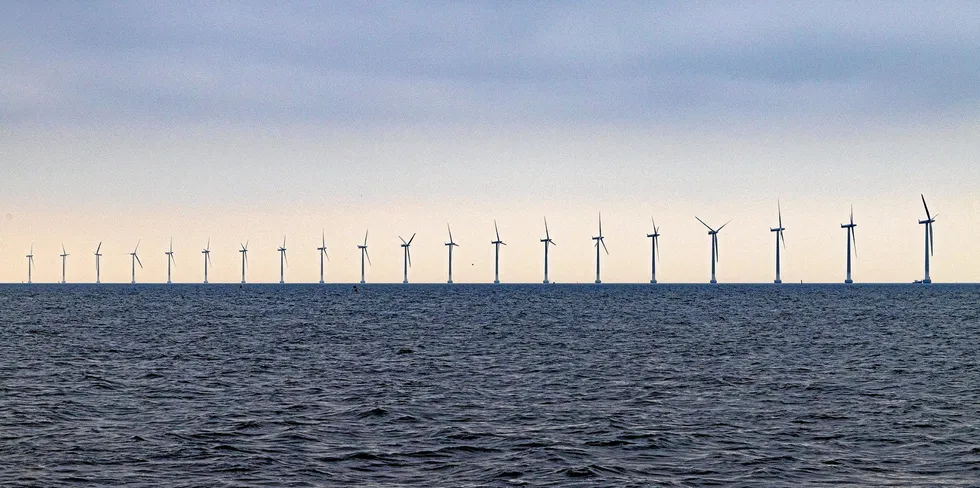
[278,236,288,284]
[770,203,786,284]
[592,213,608,284]
[239,241,248,284]
[491,220,506,284]
[202,238,212,284]
[165,239,175,284]
[25,245,35,284]
[841,206,857,284]
[317,232,329,284]
[696,216,730,284]
[445,224,458,284]
[59,244,69,284]
[541,218,555,284]
[399,233,416,284]
[918,194,936,284]
[130,241,143,284]
[94,242,102,284]
[357,230,371,284]
[646,218,660,284]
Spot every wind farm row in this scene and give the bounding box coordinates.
[11,196,940,285]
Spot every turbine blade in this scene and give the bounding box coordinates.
[495,220,500,241]
[717,219,732,232]
[780,229,786,249]
[655,236,660,259]
[921,194,931,219]
[284,251,288,267]
[778,200,783,228]
[322,230,325,249]
[409,233,416,245]
[365,249,372,266]
[399,236,407,245]
[695,216,714,232]
[930,223,934,256]
[544,217,550,239]
[135,254,143,268]
[448,223,453,243]
[598,212,603,236]
[601,238,609,255]
[850,205,854,225]
[207,238,210,251]
[364,230,369,245]
[851,227,858,257]
[135,239,140,253]
[96,242,102,254]
[407,248,412,267]
[245,240,249,250]
[714,234,719,262]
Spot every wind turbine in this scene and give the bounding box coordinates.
[445,224,459,284]
[94,242,102,284]
[239,241,248,284]
[317,231,329,284]
[491,220,506,284]
[278,236,287,284]
[696,216,730,284]
[770,202,786,284]
[59,244,69,284]
[592,213,608,284]
[202,238,212,284]
[165,238,175,284]
[541,217,555,284]
[841,206,857,284]
[130,240,143,284]
[646,218,660,284]
[357,230,371,284]
[918,194,936,284]
[25,244,35,284]
[400,233,416,284]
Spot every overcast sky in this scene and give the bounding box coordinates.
[2,2,979,283]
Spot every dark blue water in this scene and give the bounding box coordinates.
[1,284,979,486]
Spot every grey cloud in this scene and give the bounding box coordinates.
[2,1,978,127]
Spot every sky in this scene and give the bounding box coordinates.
[1,1,979,284]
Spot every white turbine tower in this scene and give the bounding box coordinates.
[918,194,936,284]
[94,242,102,284]
[130,241,143,284]
[59,244,69,284]
[445,224,459,284]
[592,213,608,284]
[239,241,248,284]
[541,217,555,284]
[491,220,506,284]
[400,233,416,284]
[278,236,287,284]
[770,203,786,284]
[358,231,371,284]
[841,206,857,284]
[317,232,329,284]
[25,244,35,284]
[202,238,212,284]
[696,216,730,284]
[646,218,660,284]
[165,239,175,284]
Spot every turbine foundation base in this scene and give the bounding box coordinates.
[402,280,408,284]
[650,280,657,284]
[774,279,782,284]
[543,280,549,284]
[845,279,853,284]
[595,280,601,284]
[447,280,453,284]
[493,280,500,284]
[922,279,932,284]
[710,279,717,284]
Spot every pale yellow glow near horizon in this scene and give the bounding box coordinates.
[1,121,978,284]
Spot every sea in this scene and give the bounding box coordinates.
[1,283,978,486]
